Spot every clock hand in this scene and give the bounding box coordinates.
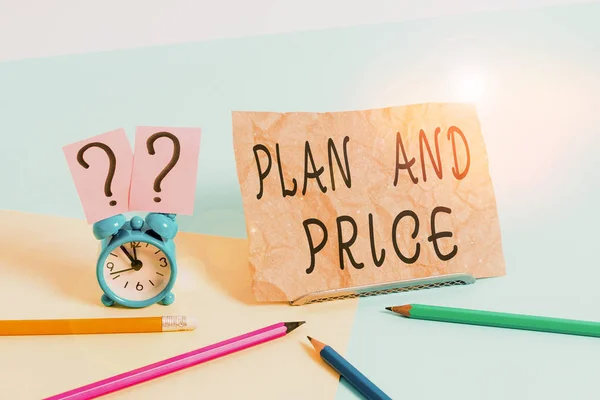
[110,267,134,275]
[120,246,135,263]
[132,245,138,261]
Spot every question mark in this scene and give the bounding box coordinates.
[77,142,118,206]
[146,132,181,203]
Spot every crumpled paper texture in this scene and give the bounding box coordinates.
[232,103,506,302]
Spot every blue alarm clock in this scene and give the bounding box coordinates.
[92,212,179,308]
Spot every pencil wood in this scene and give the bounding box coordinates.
[385,305,412,316]
[0,315,196,336]
[386,304,600,338]
[307,336,325,352]
[308,336,392,400]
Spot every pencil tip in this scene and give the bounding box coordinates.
[307,336,326,352]
[388,304,412,317]
[284,321,306,333]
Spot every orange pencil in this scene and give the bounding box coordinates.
[0,315,196,336]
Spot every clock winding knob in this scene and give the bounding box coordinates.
[130,216,144,230]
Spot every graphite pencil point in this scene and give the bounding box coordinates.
[307,336,326,353]
[284,321,306,333]
[388,305,412,316]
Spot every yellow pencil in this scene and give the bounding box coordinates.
[0,315,196,336]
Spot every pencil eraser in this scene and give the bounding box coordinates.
[185,316,197,331]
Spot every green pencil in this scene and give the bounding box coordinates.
[385,304,600,338]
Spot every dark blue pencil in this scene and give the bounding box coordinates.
[308,336,392,400]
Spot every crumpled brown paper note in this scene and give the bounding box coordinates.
[232,103,506,302]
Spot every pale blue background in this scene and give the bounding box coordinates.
[1,2,600,399]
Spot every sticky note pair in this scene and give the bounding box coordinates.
[63,127,201,224]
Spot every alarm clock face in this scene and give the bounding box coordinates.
[102,241,172,302]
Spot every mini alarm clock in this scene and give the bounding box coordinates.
[91,212,179,308]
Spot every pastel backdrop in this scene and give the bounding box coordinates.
[1,2,599,399]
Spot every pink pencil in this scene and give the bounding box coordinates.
[44,321,305,400]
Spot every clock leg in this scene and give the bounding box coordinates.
[101,294,115,307]
[160,292,175,305]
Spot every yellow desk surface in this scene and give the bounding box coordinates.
[0,211,358,399]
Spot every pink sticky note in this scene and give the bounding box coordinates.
[129,126,201,214]
[63,129,134,223]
